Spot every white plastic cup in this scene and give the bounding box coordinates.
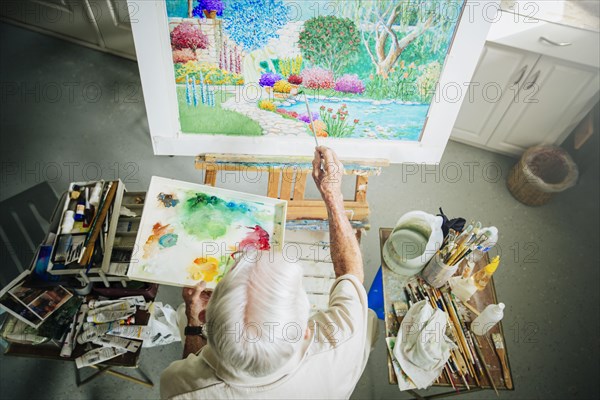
[421,253,458,288]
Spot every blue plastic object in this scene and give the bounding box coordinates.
[367,266,384,320]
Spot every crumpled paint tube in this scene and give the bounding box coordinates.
[88,295,146,309]
[86,305,136,323]
[75,347,128,369]
[88,297,146,314]
[60,304,88,358]
[78,321,121,344]
[92,334,142,353]
[107,325,153,341]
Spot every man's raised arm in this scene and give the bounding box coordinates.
[312,146,364,283]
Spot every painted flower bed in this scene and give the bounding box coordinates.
[175,61,244,85]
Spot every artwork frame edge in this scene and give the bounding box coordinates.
[128,0,497,163]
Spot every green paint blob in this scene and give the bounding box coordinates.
[180,191,269,240]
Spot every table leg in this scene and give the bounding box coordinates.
[75,364,111,386]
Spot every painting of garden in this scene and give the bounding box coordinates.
[166,0,465,141]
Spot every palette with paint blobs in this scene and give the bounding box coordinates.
[127,176,287,288]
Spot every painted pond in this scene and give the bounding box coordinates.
[277,97,429,141]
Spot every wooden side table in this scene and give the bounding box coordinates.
[379,228,514,398]
[4,303,154,387]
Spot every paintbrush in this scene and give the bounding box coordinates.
[492,333,513,389]
[472,335,499,396]
[299,90,324,171]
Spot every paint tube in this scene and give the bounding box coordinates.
[78,321,122,344]
[92,334,142,353]
[107,325,153,341]
[87,300,139,315]
[88,296,146,309]
[86,305,136,324]
[81,315,134,332]
[75,346,127,369]
[60,304,88,358]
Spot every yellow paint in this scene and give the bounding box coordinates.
[188,256,220,282]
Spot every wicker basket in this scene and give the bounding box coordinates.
[507,146,578,206]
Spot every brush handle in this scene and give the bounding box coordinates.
[496,348,513,389]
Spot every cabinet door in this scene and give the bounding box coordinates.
[92,0,136,58]
[0,0,100,45]
[487,56,600,155]
[452,43,540,146]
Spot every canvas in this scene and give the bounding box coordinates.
[129,0,494,161]
[127,176,287,287]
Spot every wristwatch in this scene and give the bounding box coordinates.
[184,325,207,339]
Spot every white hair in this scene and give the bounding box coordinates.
[206,250,310,377]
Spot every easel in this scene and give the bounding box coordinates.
[195,153,389,228]
[195,153,388,312]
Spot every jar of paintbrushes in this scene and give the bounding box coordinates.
[421,252,457,288]
[422,223,498,289]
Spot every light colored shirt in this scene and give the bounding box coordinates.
[160,274,372,399]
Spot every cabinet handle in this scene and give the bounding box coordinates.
[539,36,572,47]
[513,65,528,85]
[525,70,541,90]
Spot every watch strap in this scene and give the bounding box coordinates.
[184,325,206,339]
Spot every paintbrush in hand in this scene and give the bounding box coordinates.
[299,90,324,171]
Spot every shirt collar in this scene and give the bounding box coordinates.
[200,321,315,387]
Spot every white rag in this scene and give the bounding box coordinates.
[393,300,456,389]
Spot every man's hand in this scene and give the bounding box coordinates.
[183,281,212,326]
[312,146,344,205]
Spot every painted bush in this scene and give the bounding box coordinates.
[258,73,282,87]
[334,74,365,94]
[416,61,442,102]
[298,16,360,76]
[258,99,276,111]
[273,80,292,93]
[287,74,302,85]
[308,120,328,137]
[301,68,334,90]
[173,48,197,63]
[171,22,209,50]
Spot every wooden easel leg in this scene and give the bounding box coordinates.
[204,169,217,186]
[355,175,368,203]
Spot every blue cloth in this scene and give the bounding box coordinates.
[367,266,384,320]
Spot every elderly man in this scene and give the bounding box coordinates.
[160,147,378,399]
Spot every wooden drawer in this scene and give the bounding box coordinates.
[488,10,600,68]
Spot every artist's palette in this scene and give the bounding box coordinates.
[127,176,286,288]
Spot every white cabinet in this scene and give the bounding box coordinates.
[488,56,599,154]
[452,10,600,156]
[452,44,540,146]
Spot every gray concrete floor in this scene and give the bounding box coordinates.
[1,22,599,399]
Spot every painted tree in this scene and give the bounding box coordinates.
[341,0,459,78]
[222,0,290,52]
[298,16,360,77]
[222,0,290,83]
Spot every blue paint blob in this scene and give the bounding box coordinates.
[159,233,178,248]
